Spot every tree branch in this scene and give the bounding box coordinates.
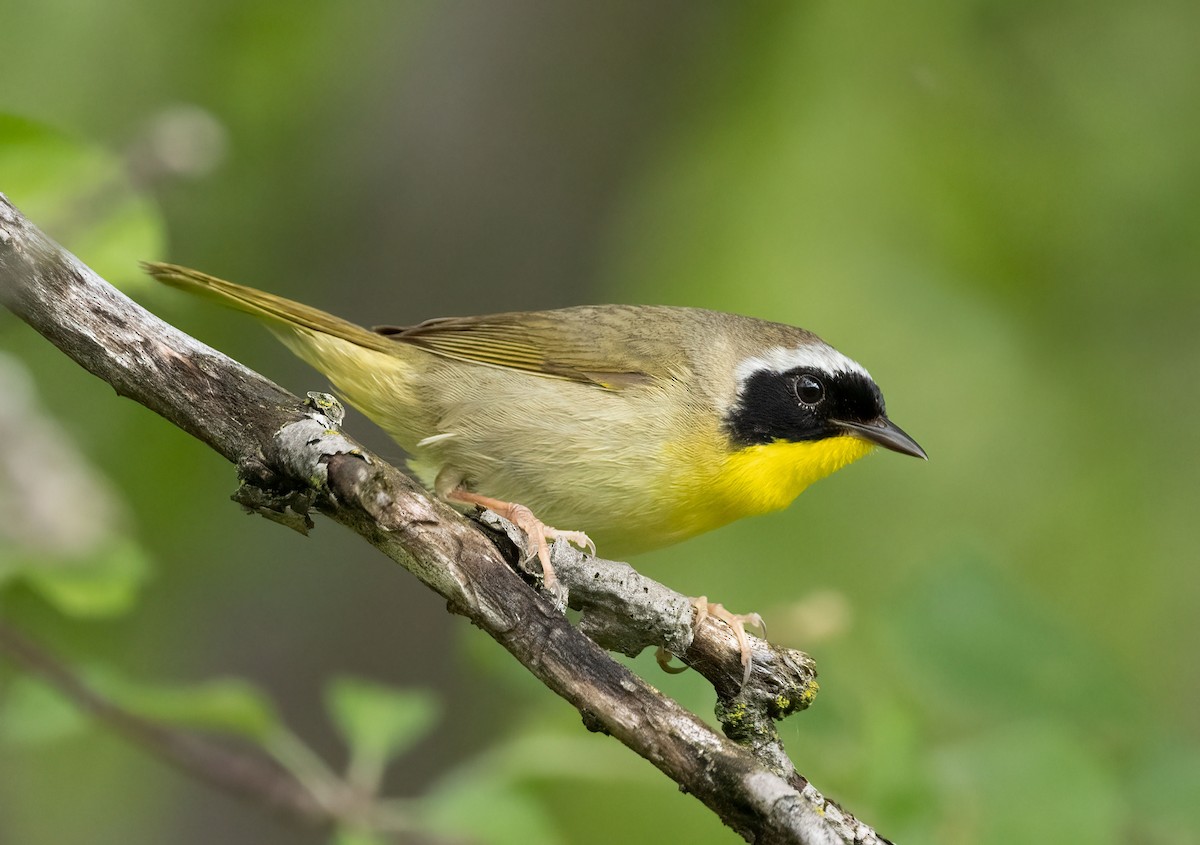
[0,194,890,845]
[0,619,331,827]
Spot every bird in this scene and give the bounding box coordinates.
[144,262,926,673]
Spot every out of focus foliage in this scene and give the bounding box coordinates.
[1,2,1197,844]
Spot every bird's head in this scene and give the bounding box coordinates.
[724,343,926,461]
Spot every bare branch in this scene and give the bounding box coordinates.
[0,619,330,827]
[0,194,890,845]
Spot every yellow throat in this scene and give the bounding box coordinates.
[651,434,875,550]
[711,435,875,520]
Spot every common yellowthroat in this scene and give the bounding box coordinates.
[144,263,925,597]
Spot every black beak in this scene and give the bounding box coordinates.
[833,416,927,460]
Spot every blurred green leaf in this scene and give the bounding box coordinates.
[19,539,150,618]
[465,727,656,786]
[99,671,280,740]
[329,828,390,845]
[0,353,151,617]
[0,664,277,745]
[405,727,652,845]
[326,677,438,785]
[0,113,164,287]
[420,778,560,845]
[0,673,88,744]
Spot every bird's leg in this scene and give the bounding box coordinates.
[657,597,766,686]
[447,489,594,591]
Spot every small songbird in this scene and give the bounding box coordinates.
[145,262,925,668]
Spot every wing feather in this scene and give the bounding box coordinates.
[373,307,673,389]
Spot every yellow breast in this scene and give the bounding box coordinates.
[714,436,875,515]
[659,434,875,543]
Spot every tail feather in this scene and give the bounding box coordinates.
[142,262,393,352]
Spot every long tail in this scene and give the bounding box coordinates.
[142,262,393,353]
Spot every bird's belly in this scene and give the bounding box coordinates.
[433,445,679,557]
[402,378,693,555]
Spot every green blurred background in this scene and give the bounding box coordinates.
[1,2,1198,843]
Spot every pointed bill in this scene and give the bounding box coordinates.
[833,416,927,460]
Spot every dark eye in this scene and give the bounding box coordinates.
[794,374,825,406]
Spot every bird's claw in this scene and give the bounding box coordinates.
[692,597,765,687]
[547,529,596,557]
